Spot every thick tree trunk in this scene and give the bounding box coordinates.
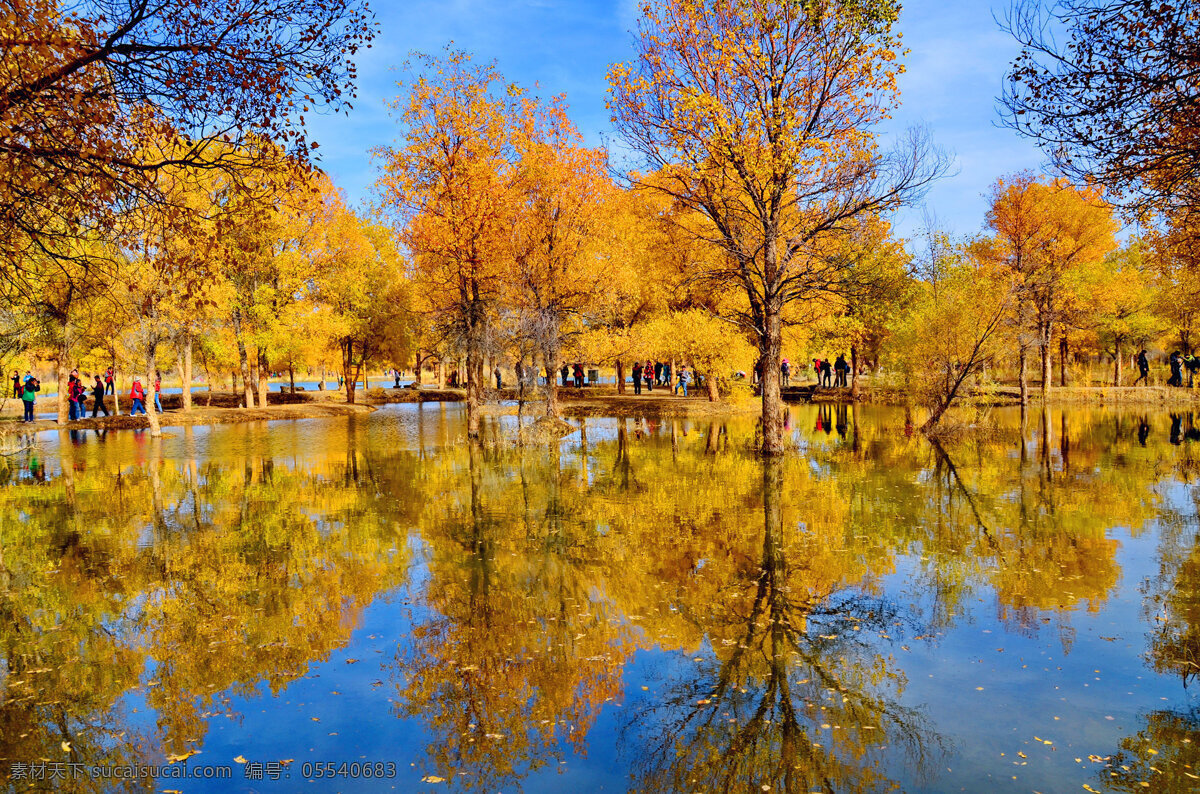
[343,341,357,405]
[761,305,784,455]
[437,359,445,390]
[181,335,193,411]
[56,359,69,424]
[256,348,269,408]
[544,347,560,418]
[1114,339,1123,386]
[850,345,860,400]
[289,366,296,394]
[706,370,720,402]
[145,347,162,438]
[414,353,424,386]
[466,349,482,439]
[616,359,625,395]
[1040,324,1052,396]
[1059,337,1069,387]
[1018,345,1029,406]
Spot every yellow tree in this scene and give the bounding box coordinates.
[314,208,414,404]
[375,49,518,439]
[609,0,947,453]
[982,174,1117,399]
[508,96,613,417]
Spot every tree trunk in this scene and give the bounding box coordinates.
[1040,324,1052,396]
[256,347,269,408]
[437,359,445,390]
[145,347,162,438]
[616,359,625,395]
[343,341,358,405]
[466,349,482,439]
[232,309,255,409]
[850,345,860,400]
[289,366,296,394]
[414,353,424,386]
[544,346,560,419]
[706,370,720,402]
[1059,336,1069,387]
[761,305,784,455]
[181,335,193,411]
[56,359,69,424]
[1114,339,1123,386]
[111,347,121,415]
[1018,345,1029,406]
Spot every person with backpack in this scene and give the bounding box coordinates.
[781,359,791,387]
[91,374,109,417]
[631,361,643,395]
[129,377,147,415]
[20,376,38,422]
[67,370,85,420]
[820,359,832,387]
[1169,351,1184,387]
[834,354,849,387]
[1133,350,1150,386]
[573,363,584,388]
[104,367,115,395]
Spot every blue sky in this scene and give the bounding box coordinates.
[306,0,1045,242]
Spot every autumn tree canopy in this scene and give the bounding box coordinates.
[608,0,948,453]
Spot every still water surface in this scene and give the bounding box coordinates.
[1,404,1198,792]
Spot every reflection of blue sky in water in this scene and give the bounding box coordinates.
[2,405,1199,791]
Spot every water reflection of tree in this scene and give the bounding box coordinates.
[1098,705,1200,792]
[393,438,638,790]
[0,432,413,787]
[621,459,942,793]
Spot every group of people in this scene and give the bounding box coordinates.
[1130,349,1200,388]
[630,360,691,396]
[9,367,161,422]
[560,363,588,388]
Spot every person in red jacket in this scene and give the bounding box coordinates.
[130,377,147,416]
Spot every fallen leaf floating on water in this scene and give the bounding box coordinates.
[166,751,197,764]
[234,755,248,764]
[421,776,446,783]
[60,741,70,753]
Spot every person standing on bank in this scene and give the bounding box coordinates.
[153,372,163,412]
[1133,349,1150,386]
[104,367,115,395]
[67,370,84,420]
[644,359,655,392]
[129,377,147,416]
[834,354,849,387]
[632,361,643,395]
[21,376,38,422]
[1169,351,1184,387]
[781,358,791,387]
[91,374,109,418]
[10,370,19,399]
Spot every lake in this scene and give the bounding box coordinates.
[1,403,1197,792]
